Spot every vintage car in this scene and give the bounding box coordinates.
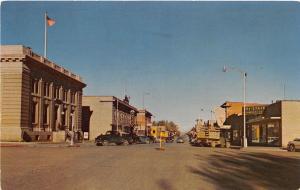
[95,131,130,146]
[287,138,300,152]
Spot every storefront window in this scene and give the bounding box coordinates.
[267,123,280,146]
[233,130,239,141]
[260,124,267,144]
[251,125,259,143]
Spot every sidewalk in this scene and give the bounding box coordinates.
[0,141,80,148]
[230,145,286,152]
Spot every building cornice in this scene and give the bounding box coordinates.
[1,45,85,86]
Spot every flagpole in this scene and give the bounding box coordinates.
[44,12,47,58]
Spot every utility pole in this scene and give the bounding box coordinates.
[116,98,119,132]
[70,113,74,146]
[223,65,247,148]
[243,72,247,148]
[283,83,286,100]
[142,92,150,136]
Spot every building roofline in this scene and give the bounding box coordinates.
[220,101,269,108]
[83,95,138,111]
[1,45,85,86]
[276,100,300,102]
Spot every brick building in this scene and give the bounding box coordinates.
[136,109,153,136]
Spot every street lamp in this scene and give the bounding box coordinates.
[142,92,150,136]
[223,65,247,148]
[116,98,119,132]
[70,113,75,146]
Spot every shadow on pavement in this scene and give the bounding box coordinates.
[187,151,300,190]
[157,178,175,190]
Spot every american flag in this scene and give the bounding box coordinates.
[46,16,55,27]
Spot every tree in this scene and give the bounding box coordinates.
[152,120,180,136]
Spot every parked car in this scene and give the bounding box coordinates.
[95,131,129,146]
[134,136,151,144]
[166,137,174,143]
[148,136,158,143]
[121,133,135,144]
[287,138,300,152]
[176,137,184,143]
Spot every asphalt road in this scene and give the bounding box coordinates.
[1,143,300,190]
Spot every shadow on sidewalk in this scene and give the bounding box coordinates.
[187,151,300,190]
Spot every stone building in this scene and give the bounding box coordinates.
[136,109,153,136]
[0,45,86,142]
[82,96,138,140]
[247,100,300,147]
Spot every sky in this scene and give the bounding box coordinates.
[2,1,300,132]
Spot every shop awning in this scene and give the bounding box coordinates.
[247,116,281,124]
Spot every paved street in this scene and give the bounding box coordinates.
[1,143,300,190]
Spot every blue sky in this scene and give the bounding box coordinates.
[2,2,300,131]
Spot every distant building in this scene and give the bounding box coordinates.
[82,96,138,140]
[220,101,268,145]
[150,125,166,139]
[136,109,153,136]
[247,100,300,147]
[0,45,86,142]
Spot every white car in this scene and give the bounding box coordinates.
[176,137,184,143]
[287,138,300,152]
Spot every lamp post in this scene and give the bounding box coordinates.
[130,110,136,135]
[116,98,119,132]
[142,92,150,136]
[223,65,247,148]
[70,113,74,146]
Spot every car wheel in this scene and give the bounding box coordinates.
[123,140,129,146]
[288,144,295,152]
[102,140,109,146]
[96,142,101,146]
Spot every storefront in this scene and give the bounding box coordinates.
[247,117,281,146]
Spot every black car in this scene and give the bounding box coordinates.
[134,136,151,144]
[121,133,135,144]
[148,136,158,143]
[95,131,129,146]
